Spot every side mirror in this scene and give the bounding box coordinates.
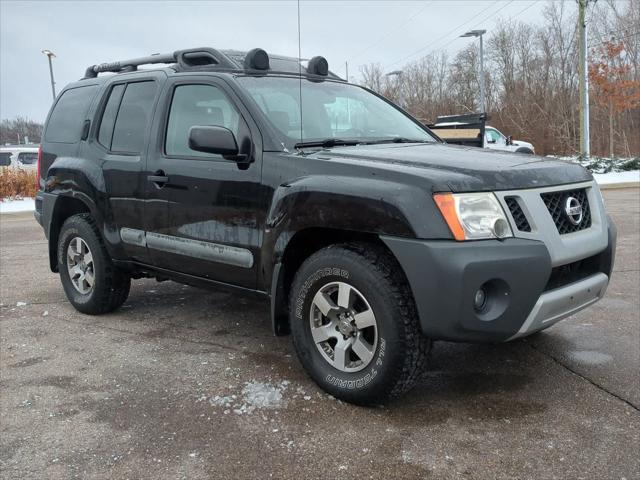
[188,125,240,156]
[506,135,513,146]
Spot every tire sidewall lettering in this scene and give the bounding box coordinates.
[295,267,349,320]
[325,338,386,390]
[296,266,389,391]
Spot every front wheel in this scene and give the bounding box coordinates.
[57,214,130,315]
[289,243,430,405]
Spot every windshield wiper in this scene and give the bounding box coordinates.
[364,137,431,145]
[294,138,361,149]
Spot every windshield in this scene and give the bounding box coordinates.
[236,76,436,149]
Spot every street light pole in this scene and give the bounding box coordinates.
[386,70,404,107]
[41,49,57,101]
[460,29,487,113]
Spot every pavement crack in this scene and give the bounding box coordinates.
[528,342,640,412]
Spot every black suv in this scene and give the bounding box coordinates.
[35,47,616,404]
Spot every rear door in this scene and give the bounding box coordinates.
[84,73,165,263]
[144,76,265,289]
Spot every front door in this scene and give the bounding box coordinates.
[144,78,264,289]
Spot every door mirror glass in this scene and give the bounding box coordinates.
[188,125,239,156]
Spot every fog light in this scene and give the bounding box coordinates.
[492,218,510,239]
[474,288,487,311]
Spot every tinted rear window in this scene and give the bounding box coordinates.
[0,152,11,166]
[111,81,157,154]
[45,85,98,143]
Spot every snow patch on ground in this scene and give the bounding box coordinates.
[545,155,639,185]
[592,170,640,185]
[0,198,35,213]
[208,380,290,415]
[568,350,613,365]
[243,381,288,409]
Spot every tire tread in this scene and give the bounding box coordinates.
[59,214,130,314]
[290,242,431,404]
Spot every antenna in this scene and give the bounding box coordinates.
[297,0,304,148]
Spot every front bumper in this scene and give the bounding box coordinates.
[381,223,616,342]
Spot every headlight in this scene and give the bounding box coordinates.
[433,192,513,241]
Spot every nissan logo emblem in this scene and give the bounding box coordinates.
[564,196,583,225]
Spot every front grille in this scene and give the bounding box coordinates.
[544,254,601,291]
[540,188,591,234]
[505,197,531,232]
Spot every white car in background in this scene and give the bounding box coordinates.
[0,145,39,170]
[484,126,535,154]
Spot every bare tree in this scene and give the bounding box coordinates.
[358,0,639,156]
[0,117,43,145]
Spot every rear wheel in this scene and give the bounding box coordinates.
[289,243,430,405]
[57,214,130,314]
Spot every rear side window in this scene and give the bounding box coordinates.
[98,84,126,148]
[0,152,11,166]
[110,81,157,154]
[45,85,98,143]
[18,152,38,165]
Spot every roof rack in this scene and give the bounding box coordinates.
[82,47,343,81]
[83,47,237,78]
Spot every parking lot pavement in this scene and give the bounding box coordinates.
[1,188,638,480]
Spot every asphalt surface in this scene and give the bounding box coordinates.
[1,188,638,480]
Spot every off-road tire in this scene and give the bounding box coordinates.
[57,214,130,314]
[289,242,431,405]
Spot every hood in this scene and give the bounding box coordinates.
[307,143,591,192]
[512,139,534,149]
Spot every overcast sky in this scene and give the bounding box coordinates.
[1,0,552,122]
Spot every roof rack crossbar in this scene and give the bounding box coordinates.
[83,48,237,79]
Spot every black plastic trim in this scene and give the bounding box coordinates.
[381,236,552,342]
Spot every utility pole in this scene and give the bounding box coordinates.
[41,49,57,101]
[578,0,590,159]
[479,33,485,113]
[345,61,349,82]
[460,30,487,113]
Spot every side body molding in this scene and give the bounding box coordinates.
[120,228,254,268]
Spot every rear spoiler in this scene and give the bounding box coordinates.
[428,113,488,148]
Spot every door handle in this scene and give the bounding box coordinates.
[148,170,169,186]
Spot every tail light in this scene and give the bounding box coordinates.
[36,145,42,189]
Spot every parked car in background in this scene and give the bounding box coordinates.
[0,145,40,169]
[429,113,535,154]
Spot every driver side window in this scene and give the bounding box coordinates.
[165,84,240,158]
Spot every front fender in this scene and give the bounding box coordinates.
[261,174,452,285]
